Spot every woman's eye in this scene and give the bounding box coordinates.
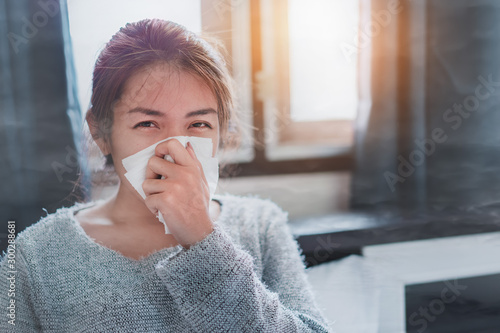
[191,122,212,129]
[134,121,156,128]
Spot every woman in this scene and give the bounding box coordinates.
[0,19,330,332]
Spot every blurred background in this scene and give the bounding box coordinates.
[2,0,500,332]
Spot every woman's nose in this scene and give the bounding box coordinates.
[160,125,187,139]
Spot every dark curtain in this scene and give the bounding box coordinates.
[351,0,500,212]
[0,0,87,254]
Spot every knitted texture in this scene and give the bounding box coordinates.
[1,193,331,332]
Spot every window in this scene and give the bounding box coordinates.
[222,0,357,176]
[260,0,358,160]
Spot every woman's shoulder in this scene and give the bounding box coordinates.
[10,201,100,253]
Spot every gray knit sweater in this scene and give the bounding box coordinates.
[0,193,331,332]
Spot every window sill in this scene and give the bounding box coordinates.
[265,144,351,161]
[220,153,353,177]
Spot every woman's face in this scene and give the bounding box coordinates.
[104,62,219,186]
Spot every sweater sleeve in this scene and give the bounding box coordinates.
[154,204,331,333]
[0,246,42,332]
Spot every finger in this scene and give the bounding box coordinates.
[142,178,169,196]
[186,142,203,172]
[186,141,197,160]
[143,192,164,216]
[155,139,195,167]
[144,155,179,180]
[187,142,209,185]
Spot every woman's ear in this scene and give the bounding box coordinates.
[86,109,111,156]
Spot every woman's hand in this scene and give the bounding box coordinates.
[142,139,214,249]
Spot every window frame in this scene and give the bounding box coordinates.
[204,0,355,177]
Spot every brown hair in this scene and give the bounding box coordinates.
[87,18,239,166]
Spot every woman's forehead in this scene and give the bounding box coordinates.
[115,64,217,116]
[125,63,179,91]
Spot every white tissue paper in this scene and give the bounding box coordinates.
[121,136,219,234]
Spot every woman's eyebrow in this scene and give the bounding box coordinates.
[127,107,217,118]
[185,108,217,118]
[128,107,163,116]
